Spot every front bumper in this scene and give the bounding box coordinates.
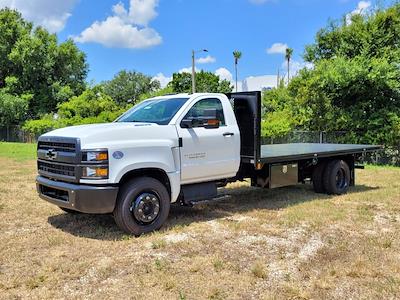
[36,176,119,214]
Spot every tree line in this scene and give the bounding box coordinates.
[1,4,400,149]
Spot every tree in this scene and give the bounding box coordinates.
[233,50,242,92]
[289,56,400,144]
[285,48,294,83]
[23,86,127,136]
[0,8,31,88]
[139,86,174,102]
[169,71,233,94]
[304,4,400,63]
[0,90,30,126]
[103,70,160,105]
[0,8,88,118]
[261,3,400,147]
[56,87,123,123]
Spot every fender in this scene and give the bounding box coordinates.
[115,164,181,203]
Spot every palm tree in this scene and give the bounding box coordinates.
[285,48,293,83]
[233,50,242,92]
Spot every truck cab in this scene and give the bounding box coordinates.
[36,92,381,235]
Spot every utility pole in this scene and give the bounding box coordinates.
[191,49,208,94]
[191,50,196,94]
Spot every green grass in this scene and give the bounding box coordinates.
[365,164,400,170]
[0,142,37,161]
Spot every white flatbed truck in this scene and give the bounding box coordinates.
[36,92,381,235]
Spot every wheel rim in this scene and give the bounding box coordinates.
[335,168,347,190]
[130,192,160,224]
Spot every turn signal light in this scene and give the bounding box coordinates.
[95,168,108,177]
[97,152,108,161]
[207,119,219,126]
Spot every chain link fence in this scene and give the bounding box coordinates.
[0,126,37,143]
[261,131,400,167]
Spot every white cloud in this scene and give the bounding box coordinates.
[346,1,371,24]
[178,66,198,73]
[177,66,233,83]
[352,1,371,15]
[74,0,162,49]
[196,55,216,64]
[74,17,161,49]
[112,0,159,26]
[177,66,233,84]
[215,68,233,82]
[267,43,288,54]
[0,0,78,33]
[152,73,171,88]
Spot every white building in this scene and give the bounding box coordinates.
[241,75,278,92]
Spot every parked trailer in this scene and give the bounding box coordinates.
[36,91,381,235]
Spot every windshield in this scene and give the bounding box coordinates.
[116,97,189,125]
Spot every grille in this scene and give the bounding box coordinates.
[39,185,69,202]
[38,141,76,153]
[38,161,76,178]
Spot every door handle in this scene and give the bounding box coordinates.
[223,132,235,137]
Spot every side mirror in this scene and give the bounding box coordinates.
[203,108,220,129]
[181,119,194,128]
[181,109,220,129]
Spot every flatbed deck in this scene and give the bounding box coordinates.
[259,143,382,164]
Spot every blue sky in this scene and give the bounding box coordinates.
[0,0,382,85]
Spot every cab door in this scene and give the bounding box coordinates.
[176,97,240,184]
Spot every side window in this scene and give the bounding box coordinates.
[183,98,226,127]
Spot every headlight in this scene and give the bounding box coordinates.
[81,149,109,179]
[82,166,109,179]
[83,150,108,162]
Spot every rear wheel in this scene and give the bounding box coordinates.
[322,160,350,195]
[312,161,327,193]
[113,177,170,236]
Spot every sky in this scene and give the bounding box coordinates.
[0,0,382,86]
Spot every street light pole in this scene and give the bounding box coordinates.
[191,49,208,94]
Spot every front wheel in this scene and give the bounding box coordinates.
[113,177,170,236]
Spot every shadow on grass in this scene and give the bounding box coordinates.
[47,184,378,240]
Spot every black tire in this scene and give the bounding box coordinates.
[113,177,170,236]
[322,160,350,195]
[59,207,80,214]
[312,161,327,193]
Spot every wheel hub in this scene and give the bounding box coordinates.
[335,168,347,189]
[130,192,160,224]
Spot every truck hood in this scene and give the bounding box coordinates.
[42,122,179,149]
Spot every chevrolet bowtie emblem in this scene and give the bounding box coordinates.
[45,149,58,160]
